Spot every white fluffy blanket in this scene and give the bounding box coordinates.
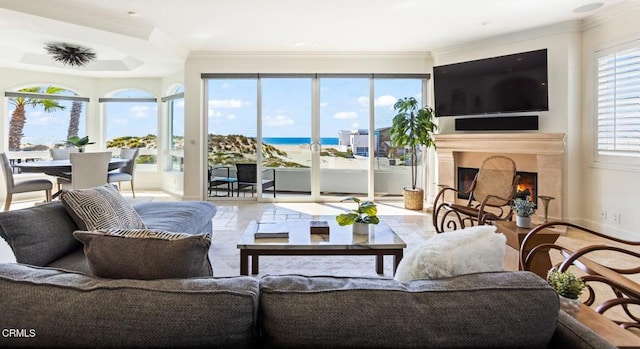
[394,225,506,282]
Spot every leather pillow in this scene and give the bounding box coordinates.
[60,184,146,231]
[73,229,213,279]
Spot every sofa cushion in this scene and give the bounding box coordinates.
[133,201,216,235]
[60,184,146,231]
[73,229,213,279]
[0,201,79,266]
[259,272,559,349]
[394,225,506,282]
[0,263,258,348]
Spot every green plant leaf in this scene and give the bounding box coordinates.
[336,213,359,226]
[359,201,377,216]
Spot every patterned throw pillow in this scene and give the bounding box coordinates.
[73,229,213,279]
[60,184,146,231]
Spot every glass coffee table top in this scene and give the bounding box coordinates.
[238,218,406,250]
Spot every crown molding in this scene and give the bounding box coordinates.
[582,0,640,31]
[432,21,582,57]
[189,51,432,60]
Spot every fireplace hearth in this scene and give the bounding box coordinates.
[457,167,537,207]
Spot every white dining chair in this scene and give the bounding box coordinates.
[107,148,139,197]
[50,148,79,160]
[50,148,79,190]
[60,152,111,190]
[0,153,52,211]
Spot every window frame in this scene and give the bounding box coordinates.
[593,39,640,171]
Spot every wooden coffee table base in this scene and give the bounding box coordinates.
[239,248,404,276]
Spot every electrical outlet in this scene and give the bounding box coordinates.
[612,212,621,224]
[600,210,607,221]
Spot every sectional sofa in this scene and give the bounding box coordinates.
[0,199,614,348]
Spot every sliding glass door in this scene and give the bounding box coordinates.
[319,77,370,198]
[260,77,313,199]
[203,74,427,202]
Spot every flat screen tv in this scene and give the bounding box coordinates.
[433,49,548,117]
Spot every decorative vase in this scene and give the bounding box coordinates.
[78,147,85,153]
[516,215,532,228]
[352,222,369,235]
[559,295,582,317]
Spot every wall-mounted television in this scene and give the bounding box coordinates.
[433,49,548,117]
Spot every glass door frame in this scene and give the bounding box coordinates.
[202,73,430,203]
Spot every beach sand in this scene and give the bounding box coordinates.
[275,144,406,171]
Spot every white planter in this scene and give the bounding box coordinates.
[516,216,532,228]
[559,295,582,317]
[352,222,370,235]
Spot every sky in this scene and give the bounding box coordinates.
[207,78,423,139]
[10,79,423,147]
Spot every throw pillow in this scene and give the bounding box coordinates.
[0,201,80,266]
[394,225,506,282]
[60,184,146,231]
[73,229,213,279]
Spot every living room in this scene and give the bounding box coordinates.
[0,1,637,240]
[0,1,639,347]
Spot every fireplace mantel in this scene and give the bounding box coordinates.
[434,133,566,155]
[434,133,566,221]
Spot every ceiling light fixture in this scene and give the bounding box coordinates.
[44,42,97,67]
[573,2,604,13]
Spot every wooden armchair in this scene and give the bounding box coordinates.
[432,155,520,234]
[521,221,640,331]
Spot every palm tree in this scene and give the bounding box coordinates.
[8,86,65,151]
[66,101,83,140]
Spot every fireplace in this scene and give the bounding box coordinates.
[457,167,538,207]
[434,133,565,221]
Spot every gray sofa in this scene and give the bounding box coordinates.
[0,202,614,348]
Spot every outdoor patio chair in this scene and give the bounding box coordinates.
[235,163,276,198]
[208,166,237,197]
[0,152,52,211]
[432,155,520,233]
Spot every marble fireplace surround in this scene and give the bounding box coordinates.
[434,133,566,222]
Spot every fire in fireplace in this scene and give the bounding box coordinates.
[457,167,537,207]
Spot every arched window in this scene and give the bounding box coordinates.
[100,89,158,165]
[5,86,88,159]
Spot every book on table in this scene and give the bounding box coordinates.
[255,221,289,238]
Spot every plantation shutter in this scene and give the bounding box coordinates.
[596,46,640,156]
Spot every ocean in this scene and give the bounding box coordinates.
[263,137,339,145]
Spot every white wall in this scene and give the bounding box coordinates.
[182,53,433,200]
[579,1,640,240]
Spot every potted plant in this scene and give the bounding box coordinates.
[547,268,586,317]
[336,197,380,235]
[389,97,437,210]
[513,198,536,228]
[67,136,95,152]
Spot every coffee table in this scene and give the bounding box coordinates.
[237,219,406,276]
